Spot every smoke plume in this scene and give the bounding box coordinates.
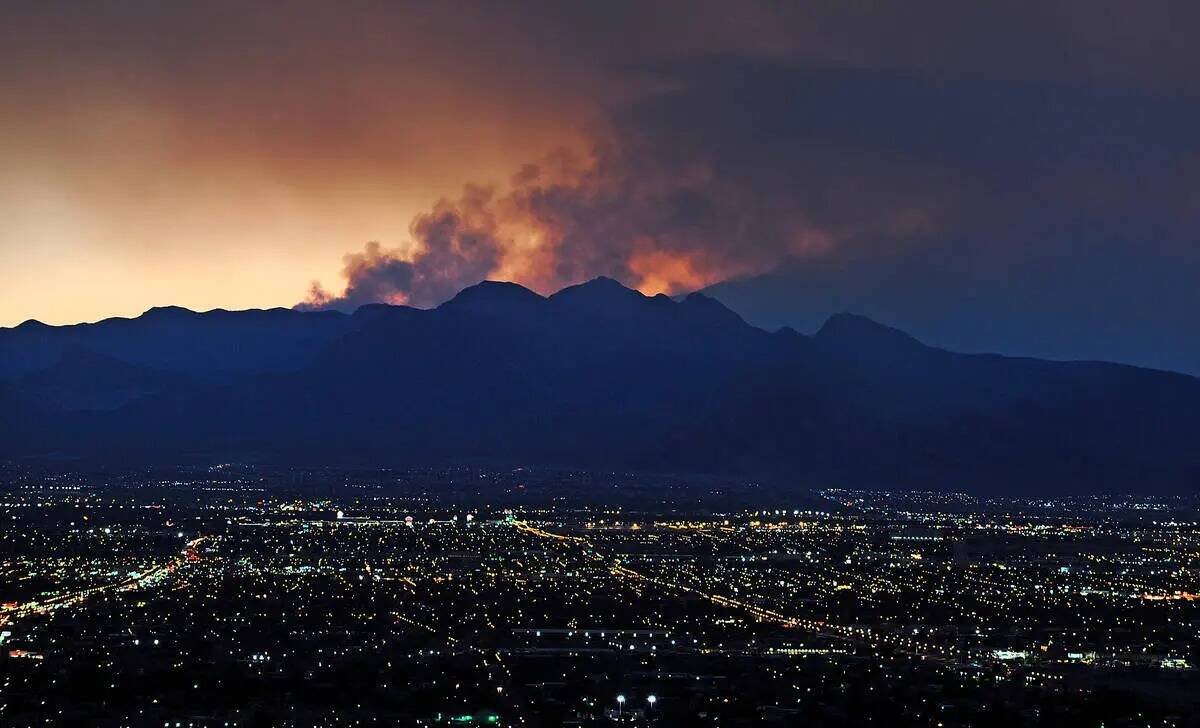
[299,67,946,311]
[298,186,505,311]
[300,59,1200,320]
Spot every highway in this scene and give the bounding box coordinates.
[1,536,208,624]
[511,519,967,664]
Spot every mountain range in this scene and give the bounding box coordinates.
[2,277,1198,494]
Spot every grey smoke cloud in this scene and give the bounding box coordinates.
[298,186,504,311]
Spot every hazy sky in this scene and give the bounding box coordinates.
[0,1,796,324]
[2,1,1199,372]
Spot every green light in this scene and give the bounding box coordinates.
[438,711,501,724]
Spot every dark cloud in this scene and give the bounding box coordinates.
[684,61,1200,374]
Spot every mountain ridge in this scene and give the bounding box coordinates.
[2,278,1197,494]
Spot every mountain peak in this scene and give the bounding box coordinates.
[440,280,546,319]
[679,292,748,328]
[583,275,627,289]
[549,276,645,306]
[141,305,197,320]
[14,319,51,331]
[816,312,924,349]
[443,280,544,306]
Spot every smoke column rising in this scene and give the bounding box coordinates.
[296,73,940,310]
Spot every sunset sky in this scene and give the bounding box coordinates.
[3,1,1199,372]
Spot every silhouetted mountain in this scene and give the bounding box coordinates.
[2,279,1198,494]
[0,306,354,381]
[440,280,547,322]
[18,350,195,411]
[816,312,924,351]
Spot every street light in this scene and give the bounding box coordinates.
[647,694,657,709]
[616,694,625,715]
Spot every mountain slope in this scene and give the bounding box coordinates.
[1,279,1197,494]
[0,306,355,381]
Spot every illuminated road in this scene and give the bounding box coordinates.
[511,519,965,664]
[0,536,208,624]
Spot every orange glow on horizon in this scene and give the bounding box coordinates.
[629,249,719,296]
